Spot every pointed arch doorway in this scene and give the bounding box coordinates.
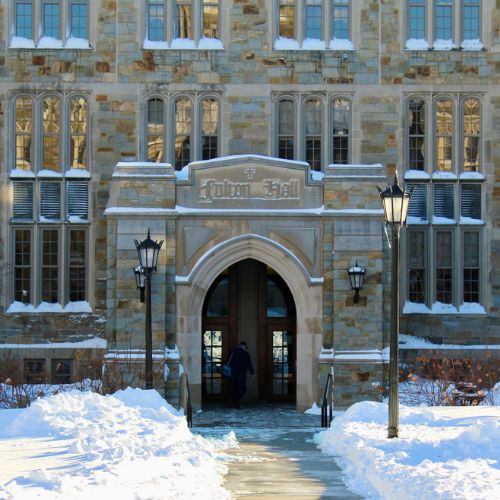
[202,259,296,404]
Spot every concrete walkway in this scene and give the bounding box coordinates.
[193,404,362,499]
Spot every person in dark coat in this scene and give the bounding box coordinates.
[227,341,255,408]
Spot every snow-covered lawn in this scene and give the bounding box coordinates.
[315,402,500,500]
[0,388,236,499]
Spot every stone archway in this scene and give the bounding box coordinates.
[176,234,323,410]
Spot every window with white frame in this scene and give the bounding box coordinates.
[274,94,351,170]
[11,0,89,49]
[10,92,90,310]
[405,0,483,51]
[275,0,353,50]
[144,93,221,170]
[404,94,485,313]
[144,0,222,49]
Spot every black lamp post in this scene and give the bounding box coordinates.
[377,173,413,439]
[134,229,163,390]
[347,261,366,304]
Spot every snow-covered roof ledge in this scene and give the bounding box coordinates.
[324,163,386,181]
[319,347,388,364]
[112,161,175,179]
[399,333,498,350]
[105,349,167,360]
[0,337,107,349]
[104,207,177,217]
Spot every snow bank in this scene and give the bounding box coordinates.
[314,401,500,500]
[0,388,236,499]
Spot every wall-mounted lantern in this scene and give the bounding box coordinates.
[347,261,366,304]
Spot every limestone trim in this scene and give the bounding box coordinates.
[175,233,323,287]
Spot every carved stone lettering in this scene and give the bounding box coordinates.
[198,176,300,203]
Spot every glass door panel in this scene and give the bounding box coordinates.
[269,328,295,400]
[202,327,228,399]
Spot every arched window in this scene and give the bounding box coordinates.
[267,273,296,317]
[201,97,219,160]
[203,275,229,317]
[408,98,425,171]
[42,96,61,172]
[15,96,33,171]
[304,98,322,171]
[434,98,453,171]
[463,98,480,172]
[174,97,192,169]
[331,97,350,164]
[146,98,165,162]
[69,96,88,169]
[278,99,295,160]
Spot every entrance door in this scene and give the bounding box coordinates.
[202,325,229,400]
[262,325,295,401]
[201,259,296,403]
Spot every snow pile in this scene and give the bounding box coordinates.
[0,388,237,499]
[314,402,500,500]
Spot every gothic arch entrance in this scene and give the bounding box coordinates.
[175,234,323,410]
[202,259,296,403]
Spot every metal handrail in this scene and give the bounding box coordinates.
[179,372,193,428]
[321,370,334,428]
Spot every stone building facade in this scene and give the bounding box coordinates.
[0,0,498,409]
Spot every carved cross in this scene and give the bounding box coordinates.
[244,167,256,180]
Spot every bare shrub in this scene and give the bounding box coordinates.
[400,350,500,406]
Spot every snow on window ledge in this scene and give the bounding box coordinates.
[460,39,484,51]
[9,36,35,49]
[458,302,486,314]
[170,38,197,50]
[432,39,456,51]
[274,37,301,50]
[406,215,428,225]
[405,170,431,180]
[63,301,92,313]
[273,37,355,51]
[10,168,36,178]
[65,169,91,178]
[6,301,92,314]
[37,36,64,49]
[302,38,326,50]
[143,37,224,50]
[460,171,484,180]
[9,36,91,50]
[403,301,430,314]
[405,38,430,51]
[403,301,487,316]
[37,169,63,178]
[143,38,169,50]
[431,302,458,314]
[67,216,89,224]
[460,217,484,225]
[432,216,455,225]
[329,38,355,51]
[197,37,224,50]
[432,171,457,180]
[64,37,91,49]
